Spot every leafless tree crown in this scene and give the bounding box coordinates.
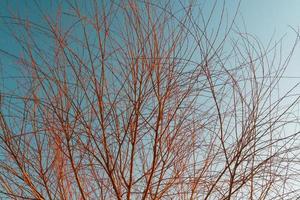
[0,0,300,199]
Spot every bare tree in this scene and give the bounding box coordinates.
[0,0,300,199]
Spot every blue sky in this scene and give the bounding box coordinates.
[0,1,300,198]
[1,0,300,93]
[241,0,300,100]
[238,0,300,77]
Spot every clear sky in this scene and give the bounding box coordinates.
[0,0,300,194]
[1,0,300,93]
[240,0,300,100]
[238,0,300,77]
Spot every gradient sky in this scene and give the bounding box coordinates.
[239,0,300,76]
[1,0,300,93]
[0,1,300,198]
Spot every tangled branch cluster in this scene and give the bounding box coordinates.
[0,1,300,199]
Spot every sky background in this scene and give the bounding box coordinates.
[238,0,300,77]
[1,0,300,94]
[0,1,299,198]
